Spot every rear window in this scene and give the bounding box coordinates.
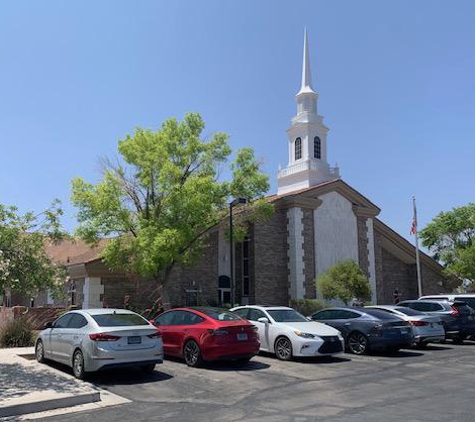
[92,313,149,327]
[394,307,426,316]
[363,309,400,320]
[195,308,243,321]
[455,298,475,309]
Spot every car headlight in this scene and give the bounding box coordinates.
[294,331,316,339]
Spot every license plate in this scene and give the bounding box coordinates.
[128,336,142,344]
[237,333,248,341]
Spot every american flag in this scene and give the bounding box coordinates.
[410,216,417,235]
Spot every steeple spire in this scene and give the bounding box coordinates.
[298,28,316,95]
[277,29,339,195]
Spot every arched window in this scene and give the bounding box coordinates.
[314,136,321,159]
[295,137,302,160]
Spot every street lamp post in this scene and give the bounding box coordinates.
[229,197,247,307]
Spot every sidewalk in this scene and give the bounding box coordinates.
[0,347,129,420]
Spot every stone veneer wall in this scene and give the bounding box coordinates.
[302,208,316,299]
[380,248,416,304]
[357,217,370,278]
[253,208,289,305]
[374,230,385,303]
[419,264,445,296]
[166,230,219,307]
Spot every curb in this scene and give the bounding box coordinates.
[0,391,101,418]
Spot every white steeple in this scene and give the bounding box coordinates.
[277,29,339,196]
[298,28,316,95]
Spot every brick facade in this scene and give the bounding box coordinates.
[357,216,370,278]
[253,208,289,305]
[302,208,316,299]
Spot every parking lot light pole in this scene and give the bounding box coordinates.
[229,197,247,307]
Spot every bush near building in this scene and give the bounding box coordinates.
[0,318,34,348]
[290,299,330,316]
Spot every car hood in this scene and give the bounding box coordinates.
[282,321,341,336]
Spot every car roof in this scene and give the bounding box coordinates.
[234,305,293,311]
[75,308,139,316]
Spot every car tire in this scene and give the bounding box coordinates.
[183,340,203,367]
[72,349,86,380]
[347,332,368,355]
[453,336,465,345]
[274,336,293,361]
[35,339,45,363]
[140,364,156,373]
[417,341,428,349]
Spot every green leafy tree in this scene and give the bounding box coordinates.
[420,203,475,284]
[0,201,66,303]
[71,113,273,308]
[316,259,372,305]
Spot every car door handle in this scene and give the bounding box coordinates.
[344,323,351,326]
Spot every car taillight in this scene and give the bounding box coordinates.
[250,325,258,332]
[207,329,229,336]
[450,306,461,317]
[89,333,121,341]
[410,320,429,326]
[147,330,162,339]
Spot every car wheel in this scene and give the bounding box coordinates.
[140,364,156,373]
[347,332,368,355]
[72,350,86,379]
[183,340,203,367]
[417,341,428,349]
[35,340,45,363]
[274,336,293,361]
[453,336,465,345]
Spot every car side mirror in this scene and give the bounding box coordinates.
[257,317,270,324]
[151,319,159,326]
[44,321,53,329]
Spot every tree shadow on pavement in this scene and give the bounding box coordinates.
[0,362,89,400]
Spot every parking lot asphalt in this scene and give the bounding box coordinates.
[38,342,475,422]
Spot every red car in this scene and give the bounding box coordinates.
[152,307,260,367]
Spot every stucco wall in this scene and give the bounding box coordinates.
[314,192,359,298]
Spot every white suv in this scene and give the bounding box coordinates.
[419,294,475,310]
[230,305,344,360]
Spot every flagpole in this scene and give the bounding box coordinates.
[412,196,423,297]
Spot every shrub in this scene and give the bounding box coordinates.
[316,259,372,305]
[0,318,35,348]
[290,299,330,316]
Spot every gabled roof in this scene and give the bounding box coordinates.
[45,239,108,266]
[373,218,444,272]
[269,178,381,217]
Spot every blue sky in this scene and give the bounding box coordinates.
[1,1,474,245]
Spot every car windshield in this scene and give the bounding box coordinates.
[267,309,308,322]
[92,313,149,327]
[394,307,425,316]
[195,308,243,321]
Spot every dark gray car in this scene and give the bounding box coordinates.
[398,300,475,344]
[310,307,414,355]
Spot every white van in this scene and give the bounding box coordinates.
[419,294,475,310]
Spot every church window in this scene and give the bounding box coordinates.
[295,137,302,160]
[314,136,321,159]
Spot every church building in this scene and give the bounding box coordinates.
[13,31,446,310]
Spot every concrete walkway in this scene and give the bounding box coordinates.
[0,347,129,420]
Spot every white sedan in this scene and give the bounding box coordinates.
[35,308,164,379]
[231,306,344,360]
